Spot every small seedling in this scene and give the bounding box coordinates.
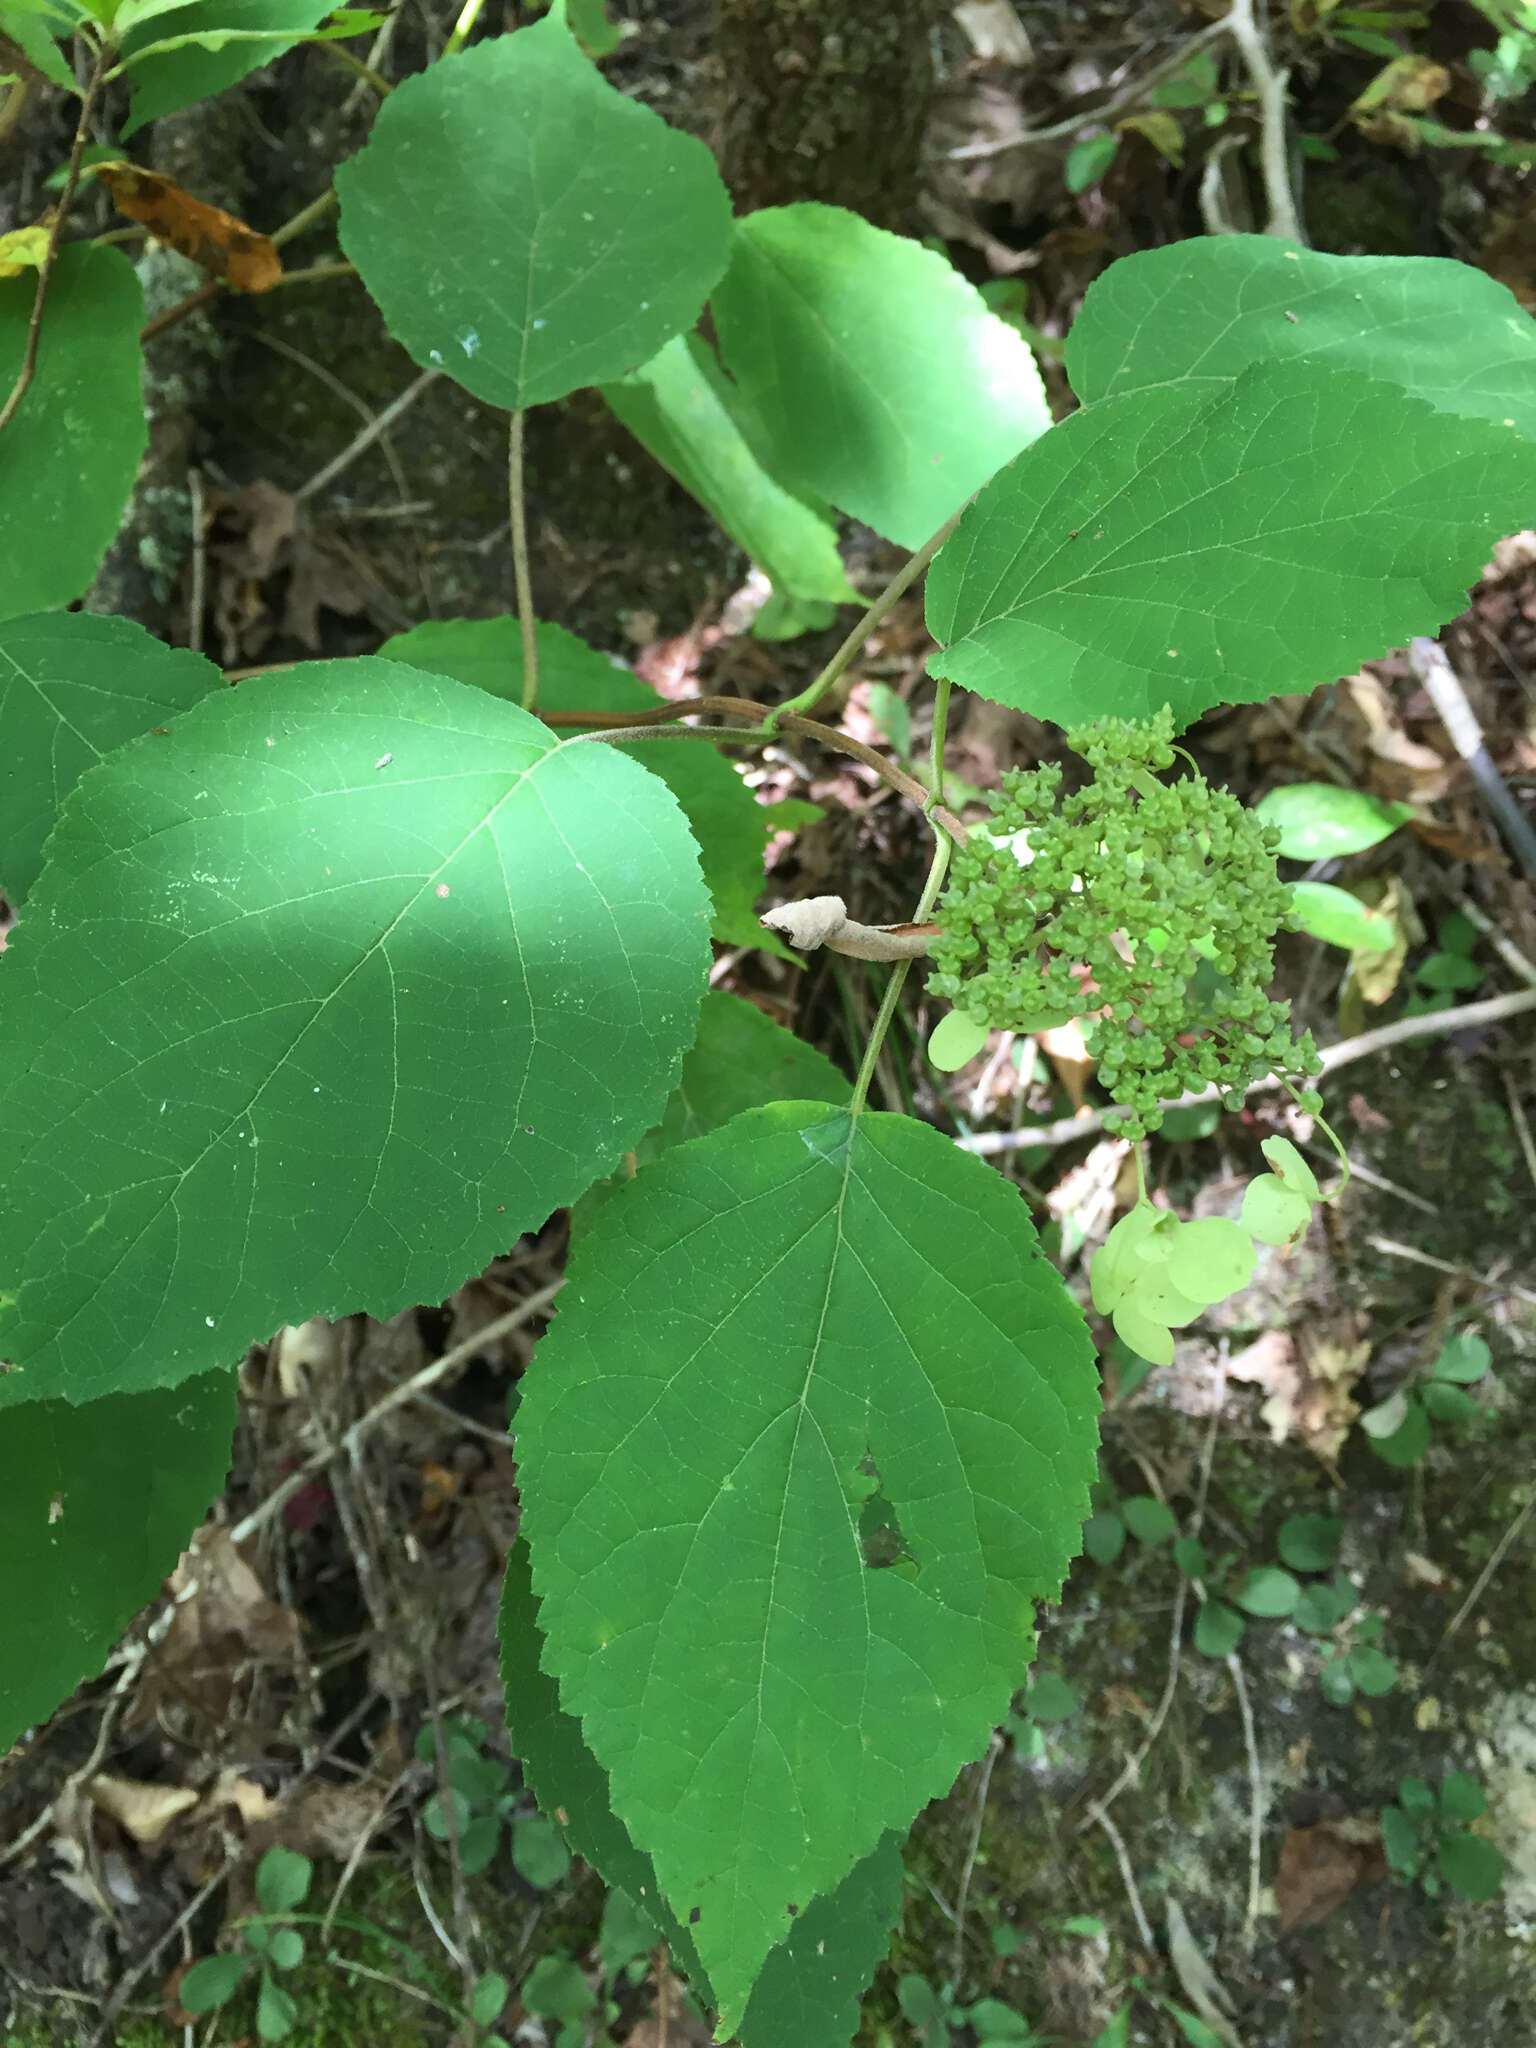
[1360,1328,1495,1468]
[1380,1771,1505,1902]
[179,1845,313,2041]
[418,1713,570,1886]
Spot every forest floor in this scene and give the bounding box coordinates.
[2,3,1534,2046]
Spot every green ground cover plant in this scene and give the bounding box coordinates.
[2,1,1534,2037]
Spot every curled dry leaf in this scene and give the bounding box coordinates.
[90,1773,199,1845]
[1275,1817,1386,1931]
[759,894,937,960]
[93,163,281,292]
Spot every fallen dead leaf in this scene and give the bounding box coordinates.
[90,1774,199,1845]
[94,163,280,291]
[1228,1324,1367,1467]
[1276,1817,1386,1931]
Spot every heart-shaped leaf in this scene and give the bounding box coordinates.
[519,1102,1097,2025]
[0,658,710,1405]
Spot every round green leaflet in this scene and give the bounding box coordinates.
[0,245,146,624]
[335,9,733,411]
[518,1101,1098,2028]
[0,659,711,1406]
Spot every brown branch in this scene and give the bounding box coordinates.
[0,42,113,441]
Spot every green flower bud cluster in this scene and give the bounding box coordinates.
[927,707,1322,1135]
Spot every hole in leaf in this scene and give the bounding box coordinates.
[856,1455,921,1576]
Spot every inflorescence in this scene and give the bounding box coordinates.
[928,707,1322,1136]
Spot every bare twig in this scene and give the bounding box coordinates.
[1224,0,1304,241]
[957,986,1536,1156]
[1454,897,1536,990]
[186,467,206,656]
[509,410,539,710]
[0,42,113,440]
[950,1731,1004,1993]
[1409,637,1536,880]
[1226,1649,1264,1943]
[229,1285,561,1545]
[256,330,411,505]
[295,366,440,505]
[947,21,1227,158]
[1084,1799,1155,1951]
[1364,1235,1536,1308]
[1432,1489,1536,1657]
[1503,1067,1536,1194]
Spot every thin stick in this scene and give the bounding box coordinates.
[1224,0,1304,242]
[186,467,206,656]
[294,367,440,504]
[770,506,965,727]
[1503,1067,1536,1194]
[445,0,488,58]
[1410,637,1536,880]
[229,1285,561,1544]
[849,829,952,1116]
[1454,897,1536,989]
[1085,1800,1155,1952]
[263,329,412,504]
[948,21,1227,158]
[1432,1490,1536,1656]
[318,36,393,96]
[0,42,112,440]
[956,986,1536,1156]
[1363,1234,1536,1308]
[950,1731,1003,1993]
[1226,1648,1264,1943]
[509,410,539,709]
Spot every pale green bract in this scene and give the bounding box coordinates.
[518,1102,1097,2028]
[0,657,711,1406]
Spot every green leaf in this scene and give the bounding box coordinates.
[0,1373,235,1754]
[499,1540,907,2047]
[426,1787,472,1840]
[265,1928,304,1971]
[1172,1535,1208,1580]
[336,14,731,410]
[1399,1774,1435,1816]
[599,1891,659,1978]
[1276,1513,1344,1572]
[522,1957,594,2025]
[1380,1803,1421,1875]
[1082,1509,1126,1565]
[1318,1655,1355,1705]
[1234,1565,1302,1617]
[1253,783,1415,858]
[1366,1393,1432,1467]
[1120,1494,1177,1544]
[1437,1831,1504,1902]
[471,1972,510,2026]
[1286,880,1398,955]
[512,1814,572,1889]
[458,1815,501,1874]
[967,1999,1034,2042]
[1166,2004,1226,2048]
[926,360,1536,729]
[379,617,769,949]
[257,1969,298,2040]
[1439,1771,1486,1824]
[1295,1581,1348,1634]
[118,0,337,135]
[1064,133,1119,193]
[1066,235,1536,442]
[1421,1381,1478,1425]
[1193,1600,1246,1656]
[1416,950,1483,991]
[0,613,220,903]
[1432,1331,1492,1384]
[711,203,1051,549]
[519,1104,1097,2027]
[0,0,78,87]
[179,1952,253,2011]
[255,1846,312,1915]
[1022,1671,1079,1722]
[1344,1644,1397,1696]
[1259,1136,1319,1200]
[0,659,710,1406]
[0,246,145,624]
[602,334,858,615]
